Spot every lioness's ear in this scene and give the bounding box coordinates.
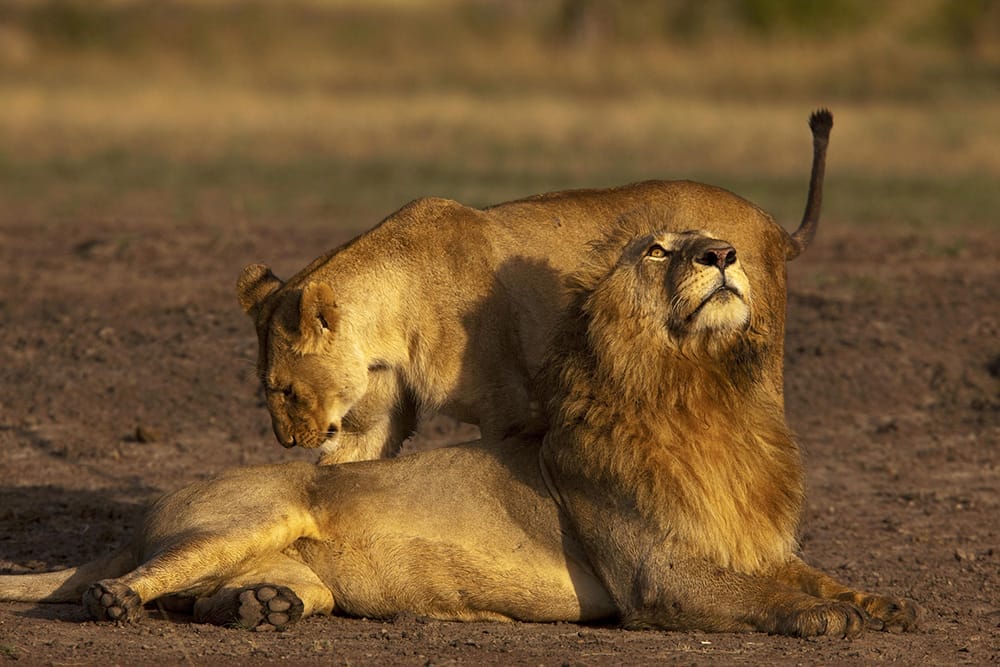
[237,264,283,316]
[299,281,339,345]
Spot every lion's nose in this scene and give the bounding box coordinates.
[326,423,340,439]
[697,244,737,270]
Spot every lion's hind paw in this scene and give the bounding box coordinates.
[234,584,304,632]
[83,580,144,624]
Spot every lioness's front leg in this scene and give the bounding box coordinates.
[318,412,417,464]
[318,386,418,464]
[772,555,922,633]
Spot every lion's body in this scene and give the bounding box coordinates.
[0,442,615,626]
[238,180,796,463]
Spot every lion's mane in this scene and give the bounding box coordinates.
[541,221,803,576]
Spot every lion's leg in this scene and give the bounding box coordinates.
[318,414,413,464]
[83,579,145,623]
[80,536,265,624]
[82,533,311,625]
[192,551,334,631]
[83,467,323,624]
[624,557,872,638]
[772,556,922,632]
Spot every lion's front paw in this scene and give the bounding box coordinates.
[842,593,923,633]
[234,584,304,632]
[780,600,868,638]
[83,580,144,624]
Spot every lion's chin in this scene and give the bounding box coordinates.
[688,289,750,333]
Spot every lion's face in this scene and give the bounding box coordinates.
[601,229,752,341]
[662,231,751,335]
[568,229,756,399]
[253,281,370,452]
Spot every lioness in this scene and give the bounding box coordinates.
[238,111,832,464]
[0,226,920,637]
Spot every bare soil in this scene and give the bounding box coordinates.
[0,215,997,665]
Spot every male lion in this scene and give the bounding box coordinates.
[238,111,832,464]
[0,225,920,637]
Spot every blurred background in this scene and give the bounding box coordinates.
[0,0,997,242]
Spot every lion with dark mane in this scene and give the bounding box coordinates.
[0,200,921,636]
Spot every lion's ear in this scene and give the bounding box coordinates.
[237,264,283,316]
[299,281,340,346]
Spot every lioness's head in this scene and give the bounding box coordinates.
[237,265,368,452]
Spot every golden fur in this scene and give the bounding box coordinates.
[542,228,796,575]
[237,111,833,464]
[0,221,920,637]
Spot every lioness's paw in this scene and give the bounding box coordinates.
[783,600,868,639]
[83,580,144,624]
[841,593,923,633]
[234,584,304,632]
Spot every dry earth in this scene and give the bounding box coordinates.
[0,210,997,665]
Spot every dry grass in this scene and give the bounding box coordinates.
[0,1,997,231]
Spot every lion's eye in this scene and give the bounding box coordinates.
[646,244,671,259]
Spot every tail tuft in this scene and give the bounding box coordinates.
[809,109,833,138]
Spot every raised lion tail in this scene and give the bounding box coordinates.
[786,109,833,260]
[0,548,135,603]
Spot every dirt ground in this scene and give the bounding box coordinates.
[0,208,997,665]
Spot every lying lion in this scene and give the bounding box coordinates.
[0,225,920,637]
[238,111,832,464]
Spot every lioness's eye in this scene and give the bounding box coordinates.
[268,385,293,399]
[646,244,670,259]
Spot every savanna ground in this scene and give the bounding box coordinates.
[0,1,997,664]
